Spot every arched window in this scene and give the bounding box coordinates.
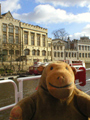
[24,49,30,55]
[42,50,46,56]
[32,49,36,55]
[37,50,40,56]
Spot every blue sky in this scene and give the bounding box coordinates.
[1,0,90,40]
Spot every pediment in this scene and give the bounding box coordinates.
[3,11,13,19]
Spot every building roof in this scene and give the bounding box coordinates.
[1,11,13,18]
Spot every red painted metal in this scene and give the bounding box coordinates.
[75,67,86,86]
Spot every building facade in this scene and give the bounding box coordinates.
[0,4,90,66]
[0,8,52,65]
[52,37,90,63]
[78,37,90,63]
[52,39,65,61]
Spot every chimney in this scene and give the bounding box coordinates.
[0,4,1,17]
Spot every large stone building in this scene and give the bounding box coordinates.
[52,39,65,61]
[77,37,90,63]
[52,37,90,63]
[0,3,90,69]
[0,5,52,66]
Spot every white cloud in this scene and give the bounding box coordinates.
[35,0,90,7]
[0,0,21,13]
[69,24,90,40]
[13,4,90,24]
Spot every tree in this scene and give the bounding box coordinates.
[52,28,69,40]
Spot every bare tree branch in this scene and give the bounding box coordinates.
[52,28,69,40]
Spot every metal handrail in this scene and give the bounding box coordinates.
[0,80,18,111]
[17,75,41,100]
[0,67,90,112]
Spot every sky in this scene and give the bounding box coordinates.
[1,0,90,40]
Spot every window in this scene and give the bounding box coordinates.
[88,46,90,51]
[79,53,81,57]
[82,53,84,57]
[3,24,7,32]
[85,46,87,50]
[54,52,56,57]
[3,49,8,55]
[85,53,87,57]
[82,46,84,50]
[42,35,45,47]
[15,50,19,55]
[42,50,46,56]
[37,50,40,56]
[37,34,40,46]
[79,45,81,50]
[66,52,68,57]
[31,33,34,45]
[72,53,74,57]
[9,50,14,55]
[24,49,29,55]
[88,53,90,58]
[57,46,59,50]
[58,52,60,57]
[24,32,28,45]
[9,34,14,43]
[75,53,76,57]
[69,53,71,57]
[3,34,7,43]
[15,36,19,44]
[61,52,63,57]
[60,46,62,50]
[9,25,14,33]
[32,49,36,55]
[54,46,56,50]
[15,27,19,34]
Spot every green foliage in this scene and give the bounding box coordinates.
[0,68,13,74]
[6,69,13,73]
[0,69,5,74]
